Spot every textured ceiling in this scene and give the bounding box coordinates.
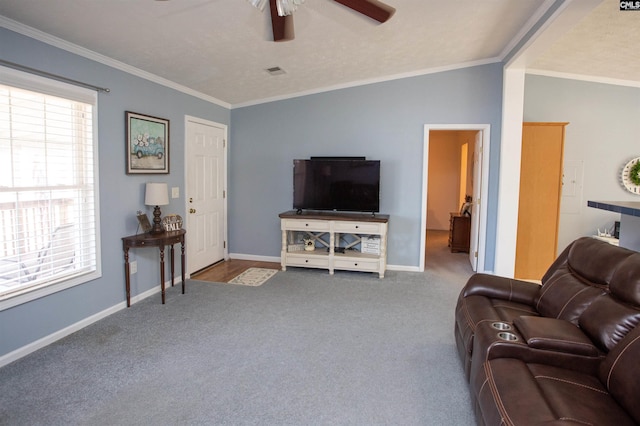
[531,0,640,83]
[0,0,637,106]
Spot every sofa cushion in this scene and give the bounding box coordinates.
[609,252,640,307]
[535,265,606,324]
[598,322,640,424]
[579,295,640,352]
[513,316,600,357]
[579,253,640,352]
[462,273,541,304]
[566,237,635,286]
[478,358,636,426]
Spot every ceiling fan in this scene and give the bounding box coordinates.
[250,0,396,42]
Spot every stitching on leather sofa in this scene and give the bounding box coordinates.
[533,375,608,394]
[508,279,514,301]
[535,270,571,311]
[484,361,515,426]
[527,337,598,350]
[461,298,476,332]
[605,333,640,389]
[556,286,591,318]
[491,303,537,314]
[557,417,594,425]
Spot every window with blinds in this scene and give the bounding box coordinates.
[0,67,100,306]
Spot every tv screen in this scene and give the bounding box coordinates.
[293,159,380,213]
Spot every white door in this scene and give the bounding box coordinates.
[185,117,227,273]
[468,131,482,271]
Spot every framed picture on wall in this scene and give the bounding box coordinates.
[125,111,170,174]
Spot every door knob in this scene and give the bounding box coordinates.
[189,208,196,214]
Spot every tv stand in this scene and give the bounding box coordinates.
[279,210,389,278]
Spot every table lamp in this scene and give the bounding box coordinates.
[145,182,169,234]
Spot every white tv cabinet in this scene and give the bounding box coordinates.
[279,210,389,278]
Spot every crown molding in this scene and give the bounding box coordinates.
[526,68,640,88]
[0,16,231,109]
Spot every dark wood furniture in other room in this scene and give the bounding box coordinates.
[449,213,470,253]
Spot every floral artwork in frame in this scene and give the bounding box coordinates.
[126,111,169,174]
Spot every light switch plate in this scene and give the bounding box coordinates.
[171,187,179,198]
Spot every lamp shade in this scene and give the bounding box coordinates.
[145,182,169,206]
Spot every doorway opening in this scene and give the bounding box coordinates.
[420,124,490,273]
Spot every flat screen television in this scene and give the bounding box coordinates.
[293,158,380,213]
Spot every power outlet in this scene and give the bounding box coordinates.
[130,260,137,275]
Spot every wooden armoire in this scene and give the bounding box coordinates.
[514,122,568,281]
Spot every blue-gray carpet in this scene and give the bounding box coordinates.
[0,240,474,425]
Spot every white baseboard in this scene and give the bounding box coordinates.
[0,302,123,368]
[0,280,172,368]
[387,264,421,272]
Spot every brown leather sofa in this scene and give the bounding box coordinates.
[454,237,640,425]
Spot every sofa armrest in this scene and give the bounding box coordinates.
[513,316,600,357]
[462,273,540,305]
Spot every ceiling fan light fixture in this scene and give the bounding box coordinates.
[246,0,269,12]
[275,0,305,16]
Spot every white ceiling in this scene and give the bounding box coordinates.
[0,0,637,107]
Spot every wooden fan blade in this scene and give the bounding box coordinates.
[270,0,295,42]
[333,0,395,23]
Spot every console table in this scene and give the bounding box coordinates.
[122,229,186,307]
[279,211,389,278]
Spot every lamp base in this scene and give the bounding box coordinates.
[150,205,164,234]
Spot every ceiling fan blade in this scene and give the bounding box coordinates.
[333,0,395,23]
[270,0,295,42]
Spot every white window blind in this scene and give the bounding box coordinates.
[0,67,100,306]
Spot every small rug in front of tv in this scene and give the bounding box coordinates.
[227,268,277,286]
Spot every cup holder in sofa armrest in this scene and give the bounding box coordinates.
[513,316,601,357]
[491,322,512,331]
[497,332,519,341]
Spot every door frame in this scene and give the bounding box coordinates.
[184,115,229,276]
[420,124,491,273]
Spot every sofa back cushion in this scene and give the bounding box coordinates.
[535,238,635,324]
[609,252,640,306]
[579,296,640,351]
[580,253,640,352]
[599,324,640,424]
[566,237,635,286]
[535,265,606,324]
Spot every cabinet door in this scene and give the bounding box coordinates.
[515,123,567,280]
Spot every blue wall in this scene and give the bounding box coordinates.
[229,64,503,269]
[0,27,229,358]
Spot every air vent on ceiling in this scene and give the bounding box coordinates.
[266,67,286,76]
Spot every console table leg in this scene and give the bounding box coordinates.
[170,244,175,287]
[124,247,131,307]
[159,246,166,304]
[181,240,186,295]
